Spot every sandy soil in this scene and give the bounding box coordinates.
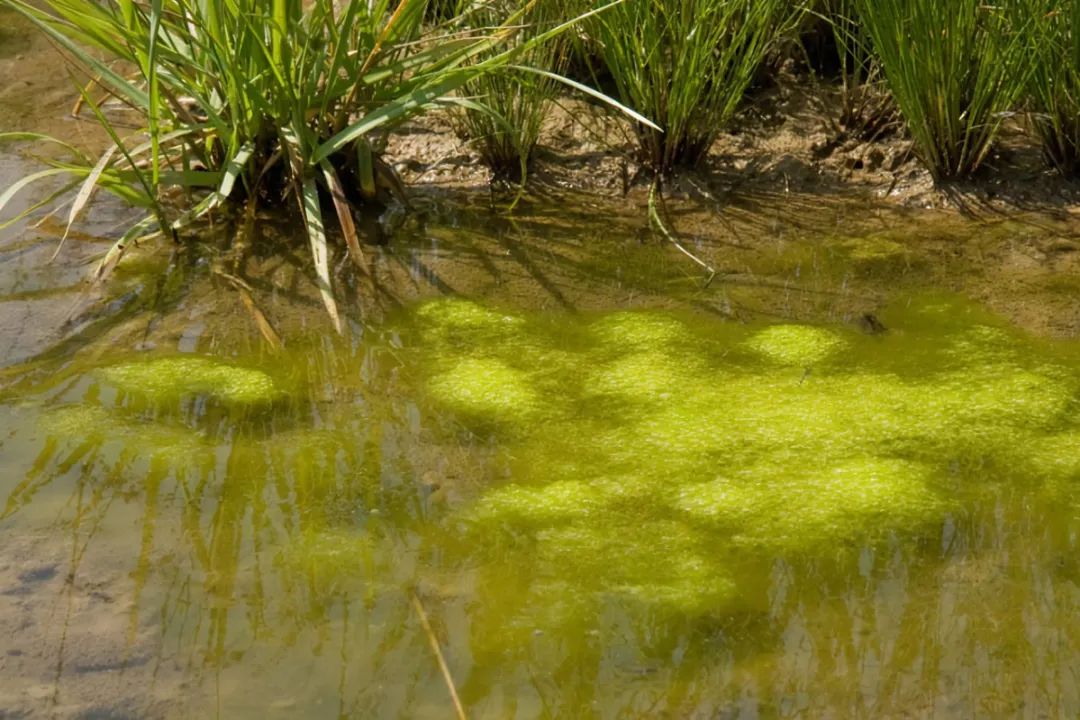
[0,528,184,719]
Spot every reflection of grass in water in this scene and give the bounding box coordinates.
[277,527,380,603]
[15,347,420,685]
[413,296,1080,620]
[37,404,209,463]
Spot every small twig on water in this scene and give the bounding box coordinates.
[410,590,468,720]
[647,181,717,288]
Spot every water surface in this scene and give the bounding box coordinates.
[2,174,1080,717]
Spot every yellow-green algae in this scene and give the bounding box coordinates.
[410,293,1080,618]
[414,296,525,336]
[276,527,375,581]
[532,520,737,614]
[677,457,945,551]
[742,324,847,366]
[834,235,920,275]
[98,356,279,405]
[427,357,542,425]
[838,235,910,262]
[1022,432,1080,512]
[589,311,696,349]
[39,403,209,465]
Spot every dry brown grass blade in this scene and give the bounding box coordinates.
[320,162,365,269]
[217,271,284,351]
[410,590,468,720]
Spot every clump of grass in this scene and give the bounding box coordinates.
[589,0,802,175]
[0,0,589,330]
[1026,1,1080,176]
[854,0,1036,180]
[819,0,896,139]
[449,0,574,182]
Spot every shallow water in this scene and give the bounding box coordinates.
[3,163,1080,718]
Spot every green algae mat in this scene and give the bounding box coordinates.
[5,291,1080,717]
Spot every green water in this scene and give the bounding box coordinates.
[4,190,1080,717]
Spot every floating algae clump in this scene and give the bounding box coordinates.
[277,527,375,578]
[275,527,385,601]
[414,298,526,350]
[475,479,605,526]
[38,404,114,442]
[836,235,918,274]
[1024,431,1080,485]
[589,312,694,349]
[677,457,947,552]
[839,235,909,262]
[427,357,543,426]
[743,324,847,366]
[532,520,738,615]
[585,350,706,404]
[99,357,279,405]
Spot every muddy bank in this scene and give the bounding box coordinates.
[385,75,1080,215]
[3,4,1079,218]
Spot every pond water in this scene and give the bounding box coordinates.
[4,143,1080,718]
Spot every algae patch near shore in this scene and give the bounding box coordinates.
[98,356,281,406]
[410,295,1080,619]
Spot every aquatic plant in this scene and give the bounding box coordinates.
[99,356,280,406]
[414,297,527,346]
[447,0,575,181]
[277,527,379,598]
[427,357,543,427]
[819,0,897,138]
[18,347,416,658]
[741,324,846,366]
[39,403,209,460]
[0,0,627,330]
[409,296,1080,621]
[1025,0,1080,176]
[676,457,947,552]
[589,0,803,174]
[854,0,1036,180]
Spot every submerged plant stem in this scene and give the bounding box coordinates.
[410,590,468,720]
[648,182,717,286]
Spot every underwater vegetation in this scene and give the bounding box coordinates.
[411,294,1080,623]
[21,349,386,578]
[12,291,1080,715]
[98,356,281,406]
